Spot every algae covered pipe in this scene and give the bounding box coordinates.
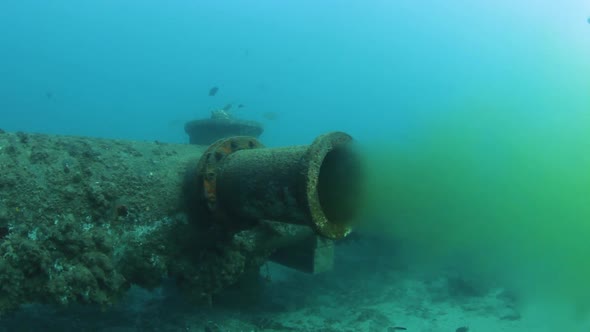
[0,130,362,311]
[196,131,363,239]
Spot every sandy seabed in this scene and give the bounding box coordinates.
[0,236,587,332]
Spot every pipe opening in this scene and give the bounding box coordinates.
[302,132,363,239]
[317,145,362,226]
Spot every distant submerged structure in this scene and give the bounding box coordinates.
[184,108,264,145]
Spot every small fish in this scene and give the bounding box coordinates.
[456,327,469,332]
[222,103,233,111]
[237,104,245,109]
[262,111,279,120]
[208,86,219,96]
[45,91,53,99]
[389,327,407,331]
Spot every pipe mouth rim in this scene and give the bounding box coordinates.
[302,131,357,239]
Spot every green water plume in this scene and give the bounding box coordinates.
[358,85,590,319]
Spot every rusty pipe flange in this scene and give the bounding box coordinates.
[196,136,264,215]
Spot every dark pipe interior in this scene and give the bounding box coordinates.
[317,146,362,225]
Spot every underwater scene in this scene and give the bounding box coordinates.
[1,0,590,331]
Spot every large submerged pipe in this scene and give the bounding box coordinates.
[196,132,363,239]
[0,130,363,312]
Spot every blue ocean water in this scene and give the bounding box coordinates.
[1,1,590,331]
[1,1,586,146]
